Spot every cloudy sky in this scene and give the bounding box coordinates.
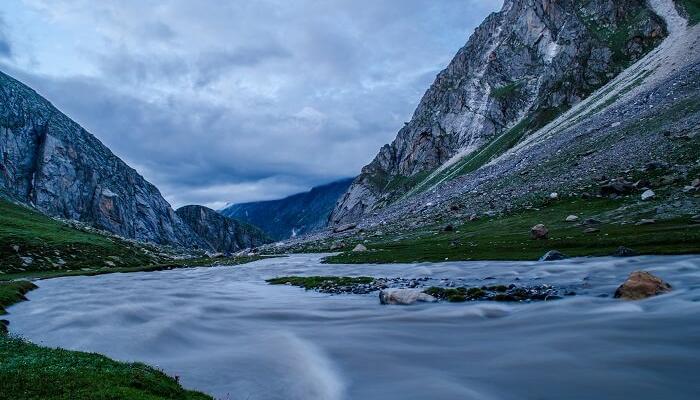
[0,0,499,209]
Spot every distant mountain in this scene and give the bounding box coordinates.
[176,205,271,253]
[221,178,353,240]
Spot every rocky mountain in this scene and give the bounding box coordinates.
[0,70,207,248]
[331,0,667,225]
[176,205,271,253]
[221,178,353,240]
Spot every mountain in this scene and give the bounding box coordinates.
[221,178,353,240]
[0,70,207,248]
[176,205,271,253]
[330,0,667,224]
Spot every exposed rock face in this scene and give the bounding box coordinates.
[614,271,672,300]
[331,0,665,224]
[176,205,271,253]
[221,178,353,240]
[0,71,205,247]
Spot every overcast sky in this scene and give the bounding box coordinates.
[0,0,499,209]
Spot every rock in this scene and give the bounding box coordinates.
[682,185,697,193]
[177,205,271,253]
[600,179,634,196]
[530,224,549,240]
[443,224,455,232]
[469,214,479,221]
[549,192,559,199]
[583,218,602,225]
[352,244,368,252]
[333,223,357,233]
[612,246,638,257]
[11,245,19,252]
[565,215,579,222]
[614,271,672,300]
[636,219,656,225]
[379,289,437,305]
[641,189,655,201]
[583,227,600,234]
[692,178,700,188]
[19,256,33,266]
[104,260,116,267]
[330,241,345,251]
[539,250,568,261]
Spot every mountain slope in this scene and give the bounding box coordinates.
[221,178,353,240]
[331,0,667,225]
[176,205,271,253]
[0,70,205,247]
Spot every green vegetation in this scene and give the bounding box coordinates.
[324,197,700,264]
[678,0,700,25]
[491,82,523,101]
[1,281,38,333]
[266,276,374,289]
[424,287,486,302]
[0,336,212,400]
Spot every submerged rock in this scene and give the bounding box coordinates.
[614,271,671,300]
[379,289,437,305]
[539,250,568,261]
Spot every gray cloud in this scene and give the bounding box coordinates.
[2,0,499,208]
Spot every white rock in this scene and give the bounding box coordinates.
[565,215,579,222]
[379,289,437,305]
[549,192,559,199]
[104,260,116,267]
[641,189,655,201]
[11,245,20,252]
[20,256,33,266]
[352,244,368,252]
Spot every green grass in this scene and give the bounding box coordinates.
[0,199,156,273]
[0,336,212,400]
[324,198,700,264]
[266,276,374,289]
[678,0,700,24]
[491,82,523,101]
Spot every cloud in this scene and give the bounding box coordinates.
[1,0,499,208]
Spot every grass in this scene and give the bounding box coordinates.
[0,336,212,400]
[678,0,700,25]
[266,276,374,289]
[0,199,156,273]
[324,197,700,264]
[491,82,523,101]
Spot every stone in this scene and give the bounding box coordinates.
[333,223,357,233]
[352,244,368,252]
[530,224,549,240]
[20,256,33,266]
[11,245,19,252]
[549,192,559,199]
[636,219,656,225]
[611,246,638,257]
[614,271,672,300]
[600,179,634,196]
[469,214,479,221]
[641,189,655,201]
[330,241,345,251]
[692,178,700,188]
[583,227,600,234]
[379,289,437,305]
[539,250,568,261]
[565,215,579,222]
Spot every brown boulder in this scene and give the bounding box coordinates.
[614,271,672,300]
[530,224,549,240]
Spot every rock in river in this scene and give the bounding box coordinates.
[379,289,437,305]
[614,271,672,300]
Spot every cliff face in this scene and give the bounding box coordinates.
[331,0,666,224]
[221,178,353,240]
[0,70,205,247]
[176,205,271,253]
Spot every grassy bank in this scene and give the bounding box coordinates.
[324,197,700,264]
[1,279,212,399]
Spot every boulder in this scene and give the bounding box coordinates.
[333,223,357,233]
[379,289,437,305]
[530,224,549,240]
[692,178,700,188]
[565,215,579,222]
[583,227,600,234]
[635,219,656,225]
[600,179,634,196]
[539,250,568,261]
[549,192,559,199]
[614,271,671,300]
[330,241,345,251]
[469,214,479,221]
[641,189,655,201]
[611,246,638,257]
[352,244,368,252]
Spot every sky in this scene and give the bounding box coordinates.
[0,0,500,209]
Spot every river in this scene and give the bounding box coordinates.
[6,254,700,399]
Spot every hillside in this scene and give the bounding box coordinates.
[221,178,353,240]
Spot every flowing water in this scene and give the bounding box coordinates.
[6,254,700,399]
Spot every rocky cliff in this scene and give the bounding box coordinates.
[176,205,271,253]
[331,0,666,224]
[221,178,353,240]
[0,70,206,248]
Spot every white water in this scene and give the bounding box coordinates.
[6,254,700,399]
